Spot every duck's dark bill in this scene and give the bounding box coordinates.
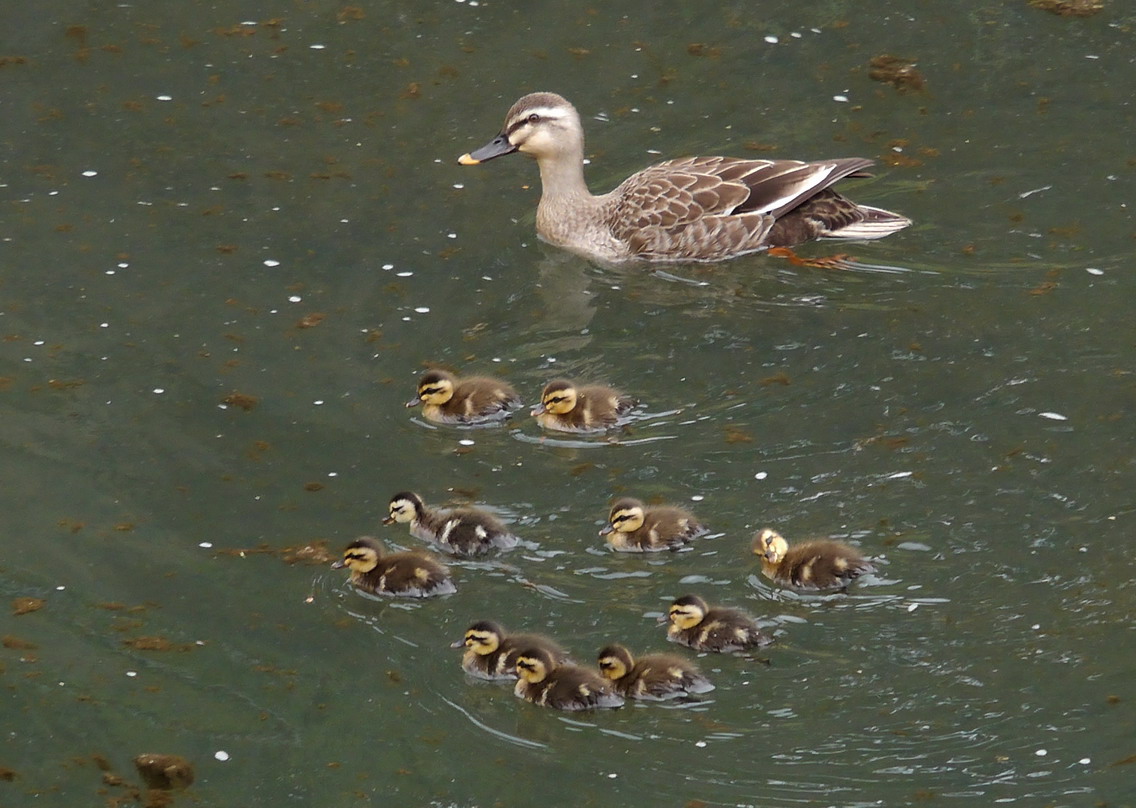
[459,134,516,165]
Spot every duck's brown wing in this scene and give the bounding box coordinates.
[607,156,881,261]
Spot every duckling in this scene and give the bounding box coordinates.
[383,491,518,557]
[752,528,874,591]
[531,379,635,432]
[331,536,456,598]
[513,646,624,711]
[405,369,521,425]
[451,620,571,680]
[600,497,708,552]
[664,594,772,652]
[596,643,714,700]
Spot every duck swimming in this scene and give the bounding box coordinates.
[459,92,910,263]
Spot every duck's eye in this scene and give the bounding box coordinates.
[527,113,540,124]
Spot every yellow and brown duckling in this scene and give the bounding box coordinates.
[451,620,571,680]
[600,497,708,552]
[752,528,874,592]
[664,594,772,652]
[531,379,635,432]
[405,369,521,425]
[513,645,624,711]
[384,491,519,557]
[596,643,714,700]
[331,536,456,598]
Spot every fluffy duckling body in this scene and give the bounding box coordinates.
[596,643,714,700]
[753,528,874,591]
[452,620,571,680]
[384,491,518,557]
[405,369,521,425]
[513,646,624,711]
[600,497,707,552]
[531,379,635,432]
[331,536,456,598]
[664,594,772,652]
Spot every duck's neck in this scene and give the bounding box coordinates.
[536,150,592,202]
[534,150,598,246]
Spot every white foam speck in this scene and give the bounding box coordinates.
[215,750,231,761]
[264,259,280,267]
[754,471,767,480]
[691,495,704,502]
[764,35,778,44]
[82,170,98,177]
[199,542,213,549]
[288,295,302,303]
[1086,268,1104,275]
[310,44,326,50]
[459,439,475,446]
[156,95,172,102]
[833,94,850,103]
[414,307,430,314]
[1038,412,1067,421]
[152,388,165,395]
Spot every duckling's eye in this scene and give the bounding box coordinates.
[546,395,566,405]
[421,386,443,395]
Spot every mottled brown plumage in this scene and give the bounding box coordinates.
[331,536,456,598]
[383,491,518,557]
[599,497,708,552]
[451,620,570,680]
[664,594,772,653]
[513,646,624,711]
[531,378,635,432]
[753,528,874,591]
[405,369,520,425]
[459,92,910,263]
[596,643,714,700]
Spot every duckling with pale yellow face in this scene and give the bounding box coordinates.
[384,491,518,557]
[600,497,708,552]
[531,379,635,432]
[513,646,624,711]
[331,536,456,598]
[664,594,772,653]
[405,369,521,425]
[452,620,570,680]
[752,528,874,592]
[596,643,714,700]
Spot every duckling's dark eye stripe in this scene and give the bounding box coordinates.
[420,386,445,395]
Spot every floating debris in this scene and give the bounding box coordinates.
[121,636,196,652]
[1028,0,1103,17]
[868,54,926,93]
[214,540,337,565]
[221,391,259,411]
[12,597,45,616]
[134,753,195,790]
[2,635,38,650]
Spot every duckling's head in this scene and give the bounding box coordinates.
[452,620,506,654]
[667,594,710,630]
[596,644,635,682]
[331,536,383,573]
[459,93,583,166]
[752,528,788,564]
[532,379,578,416]
[515,645,557,684]
[384,491,425,525]
[600,498,646,536]
[407,370,455,408]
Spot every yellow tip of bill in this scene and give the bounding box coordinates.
[458,153,480,166]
